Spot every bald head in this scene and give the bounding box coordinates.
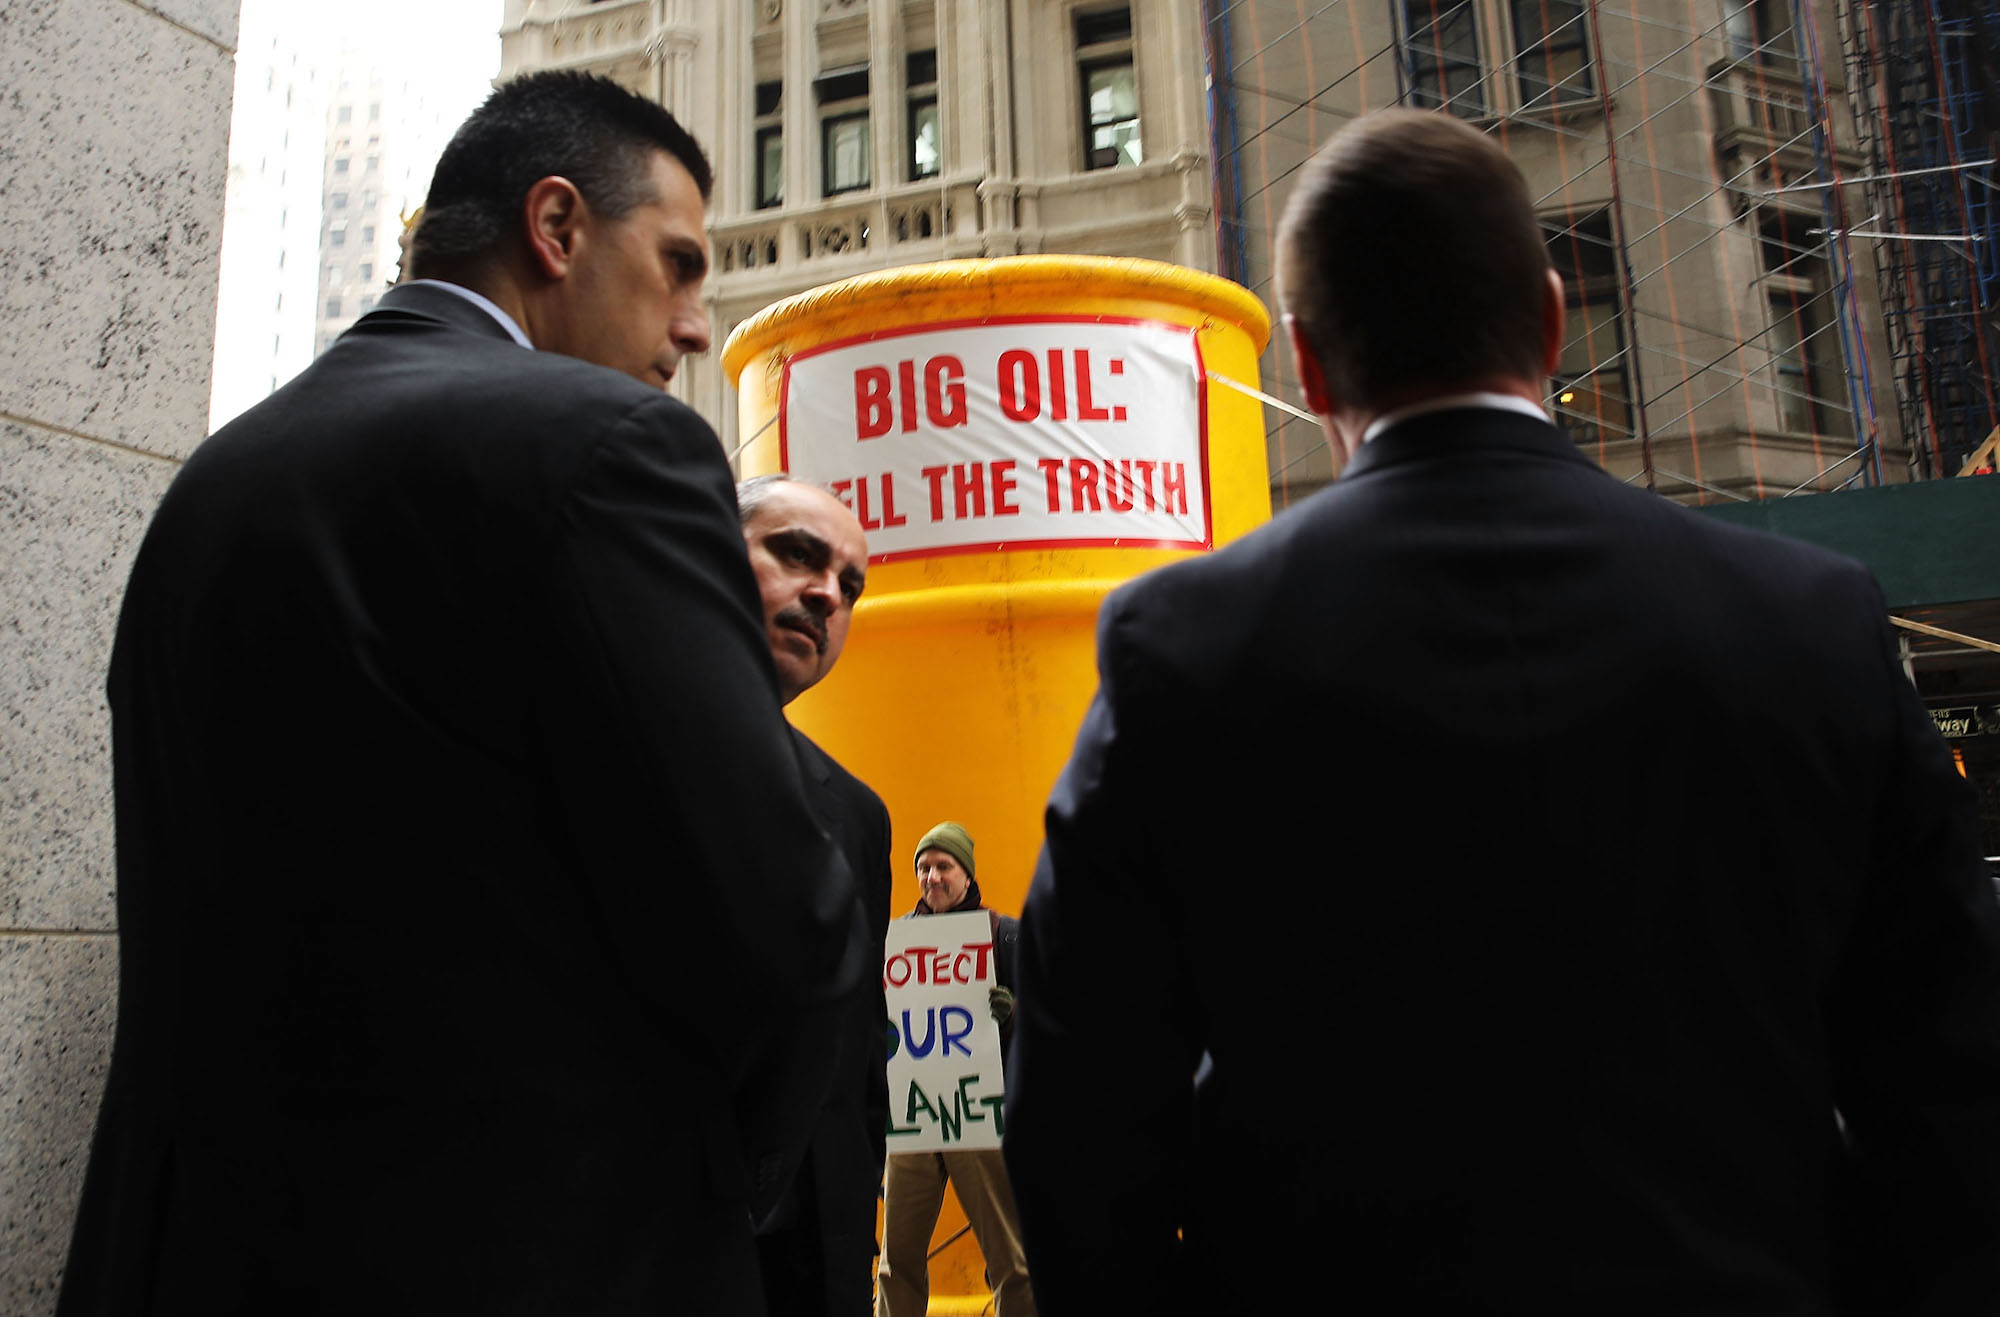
[737,476,869,705]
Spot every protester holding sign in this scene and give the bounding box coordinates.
[876,823,1037,1317]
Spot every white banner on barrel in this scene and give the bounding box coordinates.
[882,910,1005,1153]
[780,316,1210,563]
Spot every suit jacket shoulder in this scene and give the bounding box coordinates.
[792,729,888,820]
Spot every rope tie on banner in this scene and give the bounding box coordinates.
[730,373,1309,465]
[1245,0,1290,506]
[1206,370,1320,424]
[726,410,779,466]
[734,376,1322,474]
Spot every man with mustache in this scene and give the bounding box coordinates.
[738,474,895,1317]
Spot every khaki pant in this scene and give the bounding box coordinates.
[876,1149,1036,1317]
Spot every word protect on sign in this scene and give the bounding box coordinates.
[884,940,995,988]
[781,318,1209,563]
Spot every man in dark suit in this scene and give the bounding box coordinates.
[60,73,865,1315]
[737,474,895,1317]
[1004,109,2000,1315]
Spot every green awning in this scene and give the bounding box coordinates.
[1699,478,2000,609]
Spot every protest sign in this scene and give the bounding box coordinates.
[883,910,1005,1153]
[780,316,1210,563]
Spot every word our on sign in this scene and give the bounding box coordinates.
[882,911,1005,1152]
[890,1005,977,1059]
[782,318,1210,562]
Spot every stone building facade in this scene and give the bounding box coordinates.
[502,0,1919,511]
[0,1,240,1310]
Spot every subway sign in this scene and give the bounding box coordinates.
[1930,705,2000,739]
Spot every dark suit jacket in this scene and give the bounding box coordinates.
[756,730,893,1317]
[59,282,866,1316]
[1006,409,2000,1315]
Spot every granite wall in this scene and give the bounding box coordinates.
[0,0,240,1307]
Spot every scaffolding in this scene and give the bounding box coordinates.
[1838,0,2000,478]
[1204,0,2000,505]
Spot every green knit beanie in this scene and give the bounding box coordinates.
[914,821,975,878]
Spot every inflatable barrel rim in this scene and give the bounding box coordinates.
[720,254,1273,380]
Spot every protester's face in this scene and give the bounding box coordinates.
[917,849,970,912]
[558,149,712,387]
[742,482,868,705]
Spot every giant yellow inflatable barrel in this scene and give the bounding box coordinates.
[721,255,1271,1308]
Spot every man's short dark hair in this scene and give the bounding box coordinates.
[410,71,713,278]
[1276,109,1551,411]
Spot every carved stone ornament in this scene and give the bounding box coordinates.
[760,0,782,20]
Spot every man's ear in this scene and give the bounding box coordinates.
[1541,268,1566,380]
[522,176,587,281]
[1284,314,1333,416]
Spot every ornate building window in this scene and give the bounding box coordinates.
[907,49,939,181]
[754,80,784,209]
[1401,0,1485,119]
[1545,210,1633,447]
[816,66,871,196]
[1397,0,1601,119]
[1758,208,1848,437]
[1077,7,1140,170]
[1513,0,1594,108]
[1723,0,1797,72]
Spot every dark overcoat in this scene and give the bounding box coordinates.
[1007,408,2000,1316]
[59,282,866,1315]
[757,729,895,1317]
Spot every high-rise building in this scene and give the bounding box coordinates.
[314,61,467,356]
[212,3,498,427]
[208,7,329,429]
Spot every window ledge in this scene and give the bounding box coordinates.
[1501,95,1613,129]
[1439,95,1612,133]
[1043,155,1200,194]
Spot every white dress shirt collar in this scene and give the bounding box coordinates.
[1361,391,1549,445]
[402,279,534,350]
